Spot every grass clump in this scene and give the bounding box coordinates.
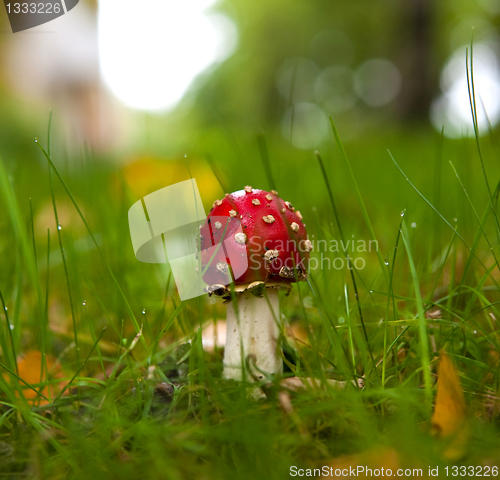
[1,72,500,476]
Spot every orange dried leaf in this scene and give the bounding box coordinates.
[431,351,468,461]
[431,351,465,436]
[14,350,66,404]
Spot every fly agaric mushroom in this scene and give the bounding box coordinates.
[199,187,311,381]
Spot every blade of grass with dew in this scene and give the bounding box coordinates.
[44,228,51,347]
[151,302,185,364]
[428,126,445,267]
[459,180,500,288]
[30,195,51,392]
[344,284,356,376]
[427,226,458,304]
[389,149,499,287]
[466,43,500,244]
[449,159,500,281]
[0,154,44,317]
[49,167,80,364]
[0,289,17,374]
[382,212,404,386]
[400,221,433,408]
[256,131,276,192]
[36,142,144,345]
[306,275,354,381]
[329,118,388,281]
[53,327,106,403]
[83,302,107,380]
[315,150,378,379]
[0,362,49,402]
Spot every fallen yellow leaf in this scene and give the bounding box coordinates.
[432,351,465,436]
[431,351,468,460]
[7,351,67,405]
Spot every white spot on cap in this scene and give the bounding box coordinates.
[252,199,261,206]
[214,221,222,229]
[263,215,276,224]
[216,261,229,275]
[235,232,247,244]
[244,186,253,193]
[229,209,237,217]
[285,201,294,211]
[266,194,272,201]
[295,211,303,220]
[264,249,279,261]
[271,190,278,195]
[291,222,299,232]
[213,199,222,208]
[302,239,313,252]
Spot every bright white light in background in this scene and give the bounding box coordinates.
[354,59,402,107]
[430,43,500,138]
[98,0,237,112]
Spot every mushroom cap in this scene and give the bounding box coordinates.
[200,187,310,289]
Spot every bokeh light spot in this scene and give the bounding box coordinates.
[314,65,356,114]
[430,43,500,138]
[281,102,329,150]
[354,58,402,107]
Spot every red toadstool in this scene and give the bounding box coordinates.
[199,187,312,381]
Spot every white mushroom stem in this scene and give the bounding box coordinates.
[223,289,282,381]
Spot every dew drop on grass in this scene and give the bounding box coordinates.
[400,211,405,217]
[4,306,7,311]
[9,324,14,330]
[453,218,458,222]
[411,222,417,228]
[34,138,38,143]
[142,309,146,314]
[384,258,389,265]
[338,317,345,324]
[57,224,62,230]
[82,301,86,306]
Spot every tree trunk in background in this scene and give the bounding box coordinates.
[397,0,438,122]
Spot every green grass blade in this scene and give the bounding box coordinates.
[0,362,49,402]
[256,131,276,191]
[400,222,433,408]
[53,327,106,403]
[36,142,144,344]
[329,118,388,280]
